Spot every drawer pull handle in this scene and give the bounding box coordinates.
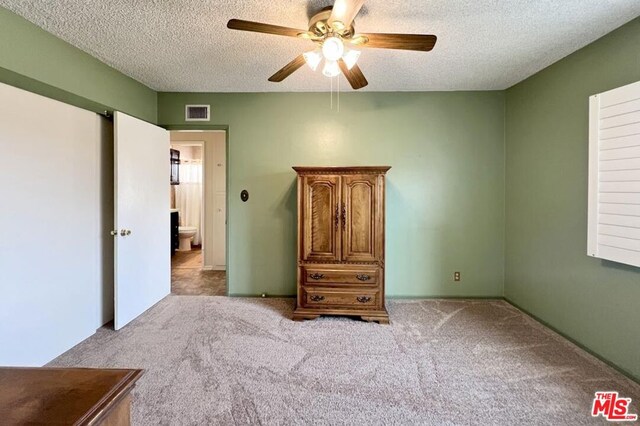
[309,273,325,280]
[356,274,371,281]
[310,295,325,302]
[357,296,372,303]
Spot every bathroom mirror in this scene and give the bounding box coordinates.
[170,148,180,185]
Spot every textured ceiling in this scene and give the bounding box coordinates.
[1,0,639,92]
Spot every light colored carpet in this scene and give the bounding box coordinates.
[49,297,640,425]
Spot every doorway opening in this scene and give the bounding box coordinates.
[170,130,227,296]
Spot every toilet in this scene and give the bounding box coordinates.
[178,226,197,251]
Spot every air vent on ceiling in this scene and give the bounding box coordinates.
[185,105,210,121]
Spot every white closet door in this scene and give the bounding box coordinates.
[114,112,170,329]
[0,82,109,365]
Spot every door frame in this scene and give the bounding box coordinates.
[169,140,206,264]
[164,124,230,297]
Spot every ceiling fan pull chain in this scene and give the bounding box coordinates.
[337,75,340,113]
[330,75,333,110]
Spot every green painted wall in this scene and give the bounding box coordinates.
[505,18,640,381]
[5,0,635,381]
[158,91,506,297]
[0,7,157,123]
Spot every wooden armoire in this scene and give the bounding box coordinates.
[292,166,391,324]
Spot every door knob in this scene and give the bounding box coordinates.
[120,229,132,236]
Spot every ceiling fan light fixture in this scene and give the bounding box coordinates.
[322,37,345,62]
[322,60,341,78]
[342,49,361,70]
[227,0,437,90]
[303,49,322,71]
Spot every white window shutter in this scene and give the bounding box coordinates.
[588,80,640,267]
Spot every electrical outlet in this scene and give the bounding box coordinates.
[454,272,461,282]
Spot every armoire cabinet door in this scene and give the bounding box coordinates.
[301,175,341,262]
[342,174,380,262]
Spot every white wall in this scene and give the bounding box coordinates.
[0,82,112,365]
[170,131,226,270]
[171,145,202,161]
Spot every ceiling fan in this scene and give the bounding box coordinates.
[227,0,437,90]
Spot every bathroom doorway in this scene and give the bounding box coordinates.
[170,130,226,296]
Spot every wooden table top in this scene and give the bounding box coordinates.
[0,367,143,425]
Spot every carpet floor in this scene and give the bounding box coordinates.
[49,297,639,425]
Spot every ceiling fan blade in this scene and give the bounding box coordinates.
[268,55,307,82]
[338,59,368,90]
[358,33,437,52]
[227,19,306,38]
[328,0,365,28]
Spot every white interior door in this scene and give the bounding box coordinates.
[114,112,170,330]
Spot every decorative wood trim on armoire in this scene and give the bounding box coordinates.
[292,166,391,324]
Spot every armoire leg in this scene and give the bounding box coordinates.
[361,316,390,325]
[292,313,320,322]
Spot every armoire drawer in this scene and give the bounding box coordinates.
[302,287,379,309]
[302,267,379,285]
